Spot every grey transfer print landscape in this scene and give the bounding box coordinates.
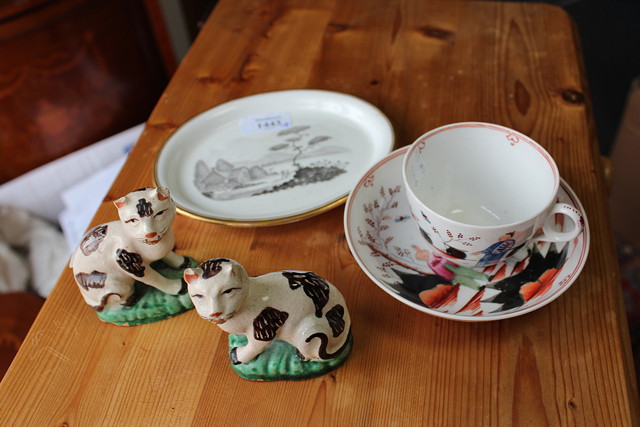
[194,125,350,200]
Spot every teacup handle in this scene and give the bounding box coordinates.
[534,203,584,242]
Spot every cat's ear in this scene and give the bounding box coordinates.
[156,187,170,201]
[114,196,127,209]
[226,262,236,277]
[184,267,203,285]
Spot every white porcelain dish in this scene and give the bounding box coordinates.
[154,89,394,226]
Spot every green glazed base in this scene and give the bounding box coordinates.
[229,332,354,381]
[96,257,199,326]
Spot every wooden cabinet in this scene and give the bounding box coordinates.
[0,0,169,184]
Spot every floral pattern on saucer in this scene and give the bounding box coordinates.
[344,147,590,321]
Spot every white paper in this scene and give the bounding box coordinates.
[58,155,128,251]
[0,124,143,223]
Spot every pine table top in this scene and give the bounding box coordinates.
[1,0,638,425]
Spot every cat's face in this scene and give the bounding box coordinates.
[184,258,249,324]
[114,187,176,245]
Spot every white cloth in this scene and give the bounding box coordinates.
[0,123,142,297]
[0,205,69,297]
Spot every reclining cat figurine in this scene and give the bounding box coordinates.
[71,187,190,313]
[184,258,352,366]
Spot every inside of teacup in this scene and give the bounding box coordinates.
[407,125,558,226]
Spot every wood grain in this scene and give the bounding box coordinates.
[0,0,637,425]
[0,292,44,380]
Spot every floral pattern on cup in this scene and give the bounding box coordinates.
[402,122,584,268]
[357,183,579,315]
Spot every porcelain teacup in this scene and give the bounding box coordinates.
[402,122,584,268]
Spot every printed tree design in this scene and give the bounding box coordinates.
[194,124,349,200]
[271,126,330,167]
[263,126,347,192]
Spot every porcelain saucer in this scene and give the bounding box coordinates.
[344,147,590,321]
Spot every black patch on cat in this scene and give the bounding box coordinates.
[305,329,351,360]
[295,348,307,361]
[200,258,230,279]
[133,187,150,193]
[253,307,289,341]
[136,198,153,217]
[80,225,108,256]
[94,292,121,312]
[178,256,191,269]
[325,304,346,337]
[230,347,241,365]
[123,292,140,307]
[116,249,145,277]
[282,271,329,318]
[75,270,107,290]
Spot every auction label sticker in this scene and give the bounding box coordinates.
[240,113,292,135]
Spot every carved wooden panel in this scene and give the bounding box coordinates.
[0,0,168,184]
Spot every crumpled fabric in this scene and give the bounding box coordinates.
[0,205,69,297]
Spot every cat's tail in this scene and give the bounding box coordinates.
[305,329,352,360]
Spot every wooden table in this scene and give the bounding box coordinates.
[1,0,638,424]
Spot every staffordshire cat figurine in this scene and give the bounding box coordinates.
[71,187,190,313]
[184,258,352,365]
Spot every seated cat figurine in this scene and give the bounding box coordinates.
[184,258,351,365]
[71,187,190,312]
